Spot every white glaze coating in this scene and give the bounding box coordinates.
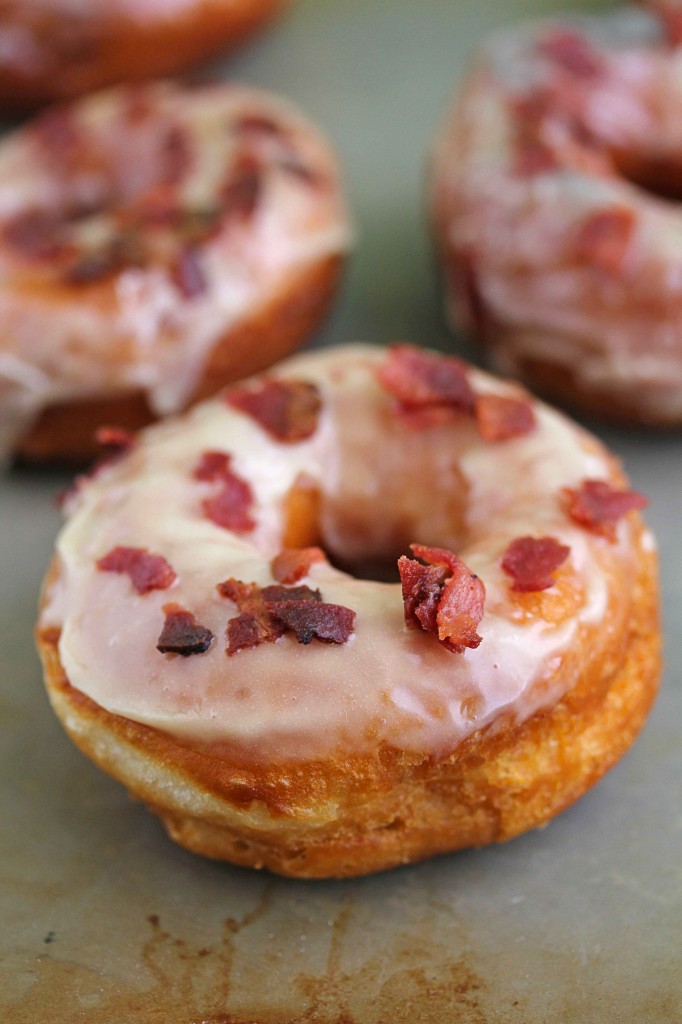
[0,80,351,457]
[40,344,647,763]
[431,6,682,420]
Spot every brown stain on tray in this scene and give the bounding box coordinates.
[3,896,491,1024]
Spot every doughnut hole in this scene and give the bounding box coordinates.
[283,392,473,583]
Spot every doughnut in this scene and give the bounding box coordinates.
[0,0,286,110]
[0,80,351,463]
[36,343,660,878]
[431,5,682,426]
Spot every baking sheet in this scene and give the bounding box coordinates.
[1,1,681,1021]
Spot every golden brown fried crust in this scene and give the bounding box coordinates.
[0,0,287,110]
[16,254,343,464]
[36,533,661,879]
[488,351,679,429]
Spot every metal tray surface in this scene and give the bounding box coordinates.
[1,1,680,1021]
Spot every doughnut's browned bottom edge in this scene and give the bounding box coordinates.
[36,539,661,879]
[16,253,343,464]
[0,0,288,110]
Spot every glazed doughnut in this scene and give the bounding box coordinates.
[431,5,682,426]
[36,344,660,878]
[0,0,286,109]
[0,80,351,463]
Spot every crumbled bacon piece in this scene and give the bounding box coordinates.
[218,578,284,653]
[195,451,255,532]
[226,379,322,442]
[562,479,648,539]
[97,546,176,594]
[501,536,571,592]
[377,344,476,424]
[3,208,64,259]
[537,28,603,78]
[193,450,232,482]
[514,138,559,177]
[156,603,214,656]
[217,576,353,654]
[234,115,284,137]
[161,125,192,185]
[172,245,208,298]
[271,546,326,584]
[475,393,536,441]
[221,157,262,220]
[268,601,355,645]
[398,543,485,654]
[656,3,682,47]
[202,480,255,532]
[575,208,636,275]
[95,426,136,453]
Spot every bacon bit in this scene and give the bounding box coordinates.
[217,576,353,654]
[33,106,81,157]
[161,125,192,185]
[537,28,603,78]
[94,426,136,453]
[156,603,214,656]
[226,379,322,443]
[234,114,284,137]
[172,245,208,298]
[3,208,64,259]
[271,546,326,584]
[377,345,476,423]
[221,158,262,221]
[562,479,648,539]
[655,3,682,47]
[218,578,283,653]
[475,393,536,442]
[262,583,322,603]
[203,481,255,532]
[97,546,176,594]
[501,536,571,592]
[514,138,559,177]
[575,208,636,275]
[194,450,255,531]
[227,611,281,654]
[398,543,485,654]
[193,450,232,482]
[268,601,355,645]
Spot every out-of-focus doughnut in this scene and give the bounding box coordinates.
[0,0,286,109]
[431,5,682,426]
[36,344,660,878]
[0,80,351,462]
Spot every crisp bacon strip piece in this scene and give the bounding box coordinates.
[656,3,682,47]
[398,543,485,654]
[221,157,262,221]
[562,479,648,539]
[194,451,255,532]
[537,28,603,78]
[157,603,214,656]
[95,426,136,454]
[226,379,322,442]
[501,536,571,592]
[218,578,285,653]
[172,245,208,298]
[377,344,476,419]
[268,601,355,645]
[217,576,353,654]
[475,394,536,441]
[271,546,326,584]
[575,208,636,275]
[97,546,176,594]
